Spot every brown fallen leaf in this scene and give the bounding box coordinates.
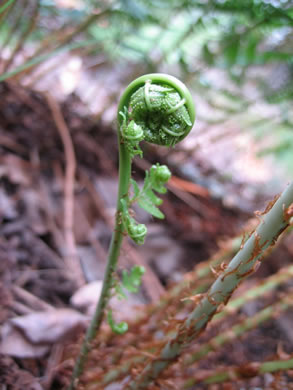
[70,280,103,314]
[10,308,87,344]
[0,322,49,358]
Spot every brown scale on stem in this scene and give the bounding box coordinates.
[271,224,289,246]
[240,233,247,250]
[207,292,220,306]
[283,203,293,223]
[243,232,268,265]
[181,293,205,305]
[210,262,228,277]
[255,193,281,217]
[163,318,185,335]
[186,313,207,333]
[208,290,228,306]
[237,260,261,279]
[222,285,239,305]
[221,261,243,282]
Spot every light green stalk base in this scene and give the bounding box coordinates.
[189,357,293,386]
[68,133,131,390]
[125,182,293,390]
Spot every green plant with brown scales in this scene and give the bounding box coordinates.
[124,189,293,390]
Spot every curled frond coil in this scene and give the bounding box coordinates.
[118,74,196,148]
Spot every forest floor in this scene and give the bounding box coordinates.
[0,82,293,390]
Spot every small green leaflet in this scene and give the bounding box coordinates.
[120,198,147,244]
[122,265,145,293]
[107,309,128,335]
[130,178,140,200]
[115,282,127,300]
[138,196,164,219]
[130,167,170,219]
[125,164,171,243]
[144,188,163,205]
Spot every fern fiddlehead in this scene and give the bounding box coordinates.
[118,73,195,148]
[68,74,195,389]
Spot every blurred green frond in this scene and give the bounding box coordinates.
[0,0,292,173]
[0,0,15,14]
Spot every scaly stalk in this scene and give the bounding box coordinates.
[186,356,293,386]
[125,182,293,389]
[212,259,293,324]
[183,291,293,380]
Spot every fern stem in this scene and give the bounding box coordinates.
[125,182,293,389]
[212,260,293,324]
[185,356,293,387]
[68,131,131,390]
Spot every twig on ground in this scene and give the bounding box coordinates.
[12,285,54,311]
[42,344,64,390]
[46,94,85,287]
